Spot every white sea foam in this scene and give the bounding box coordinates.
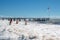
[0,20,60,40]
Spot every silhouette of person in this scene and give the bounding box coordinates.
[16,19,19,24]
[9,18,12,25]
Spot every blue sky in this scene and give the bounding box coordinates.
[0,0,60,18]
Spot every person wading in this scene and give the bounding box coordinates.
[16,19,19,24]
[9,18,12,25]
[25,20,27,25]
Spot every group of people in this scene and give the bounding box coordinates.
[9,19,27,25]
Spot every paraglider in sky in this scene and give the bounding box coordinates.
[47,6,51,18]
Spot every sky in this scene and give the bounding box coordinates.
[0,0,60,18]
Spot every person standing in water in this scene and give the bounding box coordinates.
[25,19,28,25]
[25,20,27,25]
[16,19,19,24]
[9,18,12,25]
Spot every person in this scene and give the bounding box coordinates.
[9,18,12,25]
[16,19,19,24]
[25,20,27,25]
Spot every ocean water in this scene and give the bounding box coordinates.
[0,20,60,40]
